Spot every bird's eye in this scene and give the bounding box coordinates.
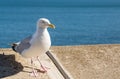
[41,21,45,23]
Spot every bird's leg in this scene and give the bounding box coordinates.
[37,56,50,73]
[30,57,38,77]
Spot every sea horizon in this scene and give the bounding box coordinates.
[0,5,120,48]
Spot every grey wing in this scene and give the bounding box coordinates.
[15,36,32,53]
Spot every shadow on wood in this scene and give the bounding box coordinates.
[0,53,23,78]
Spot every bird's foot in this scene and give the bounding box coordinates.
[38,65,50,73]
[30,57,39,77]
[36,56,50,73]
[29,69,38,77]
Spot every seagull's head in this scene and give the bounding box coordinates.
[37,18,55,29]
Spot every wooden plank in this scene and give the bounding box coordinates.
[46,51,71,79]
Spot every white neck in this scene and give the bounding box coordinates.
[35,26,48,35]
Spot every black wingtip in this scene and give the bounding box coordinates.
[11,43,17,52]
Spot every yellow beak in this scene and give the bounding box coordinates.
[48,24,55,29]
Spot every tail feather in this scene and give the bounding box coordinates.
[11,43,18,52]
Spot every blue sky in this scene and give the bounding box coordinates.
[0,0,120,7]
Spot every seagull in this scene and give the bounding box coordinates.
[11,18,55,77]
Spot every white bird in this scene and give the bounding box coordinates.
[11,18,55,76]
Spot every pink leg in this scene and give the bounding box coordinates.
[37,56,50,73]
[30,57,38,77]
